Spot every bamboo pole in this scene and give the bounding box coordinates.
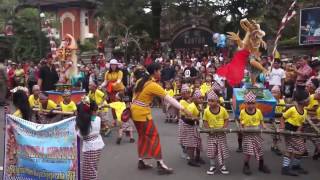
[32,108,74,115]
[306,118,320,134]
[199,128,320,138]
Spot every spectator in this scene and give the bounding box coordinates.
[183,60,198,79]
[161,60,176,83]
[26,61,38,93]
[38,58,59,91]
[294,55,312,83]
[268,59,285,90]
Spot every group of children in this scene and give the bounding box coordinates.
[160,75,318,176]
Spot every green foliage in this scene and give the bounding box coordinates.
[11,8,49,61]
[78,39,97,53]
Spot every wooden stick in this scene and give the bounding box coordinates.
[306,118,320,134]
[32,108,74,115]
[199,128,320,138]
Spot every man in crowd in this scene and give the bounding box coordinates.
[161,60,176,83]
[183,59,198,80]
[294,55,312,84]
[38,56,59,91]
[268,59,285,90]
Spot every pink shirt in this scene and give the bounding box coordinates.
[296,64,312,82]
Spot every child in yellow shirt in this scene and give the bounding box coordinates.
[203,90,229,175]
[200,75,212,97]
[104,93,135,144]
[164,81,178,123]
[312,88,320,160]
[181,89,204,167]
[270,86,285,155]
[280,87,309,176]
[240,91,270,175]
[178,84,192,159]
[89,82,110,136]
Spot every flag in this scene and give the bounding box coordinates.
[272,0,298,57]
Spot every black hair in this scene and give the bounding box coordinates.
[12,90,32,121]
[293,86,309,103]
[134,63,161,93]
[311,79,319,88]
[76,101,98,136]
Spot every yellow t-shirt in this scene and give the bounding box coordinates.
[186,102,200,118]
[131,80,166,121]
[203,106,229,128]
[40,100,57,110]
[88,89,105,105]
[13,110,22,118]
[240,108,263,127]
[275,99,286,114]
[165,89,174,97]
[28,95,40,108]
[105,71,123,81]
[316,106,320,120]
[306,94,318,110]
[283,106,307,127]
[98,100,109,113]
[109,101,126,122]
[180,99,191,116]
[60,101,77,113]
[200,83,211,96]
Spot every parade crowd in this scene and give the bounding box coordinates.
[1,49,320,179]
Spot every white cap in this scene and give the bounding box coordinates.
[109,59,119,65]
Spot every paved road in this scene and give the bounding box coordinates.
[0,107,319,180]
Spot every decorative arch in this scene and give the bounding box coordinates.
[171,25,214,49]
[60,12,75,37]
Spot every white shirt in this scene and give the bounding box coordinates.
[314,28,320,36]
[78,116,105,152]
[268,68,285,86]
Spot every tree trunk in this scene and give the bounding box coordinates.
[151,0,161,40]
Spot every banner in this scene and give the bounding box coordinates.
[4,115,79,180]
[299,7,320,45]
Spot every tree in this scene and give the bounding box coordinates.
[11,8,49,61]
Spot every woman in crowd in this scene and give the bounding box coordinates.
[11,86,31,121]
[130,63,192,175]
[100,59,125,102]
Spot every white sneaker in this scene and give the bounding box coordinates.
[220,165,230,175]
[206,166,216,175]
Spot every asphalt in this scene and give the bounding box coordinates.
[0,107,319,180]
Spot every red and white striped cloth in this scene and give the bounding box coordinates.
[207,133,229,166]
[82,149,102,180]
[284,135,306,154]
[243,133,264,161]
[272,0,297,58]
[180,121,202,149]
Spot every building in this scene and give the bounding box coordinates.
[19,0,98,43]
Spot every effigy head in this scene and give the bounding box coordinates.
[240,18,266,50]
[64,34,77,49]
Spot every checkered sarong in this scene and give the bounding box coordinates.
[82,149,102,180]
[284,135,306,154]
[180,121,202,148]
[207,133,229,165]
[178,119,183,145]
[120,121,133,132]
[243,133,263,161]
